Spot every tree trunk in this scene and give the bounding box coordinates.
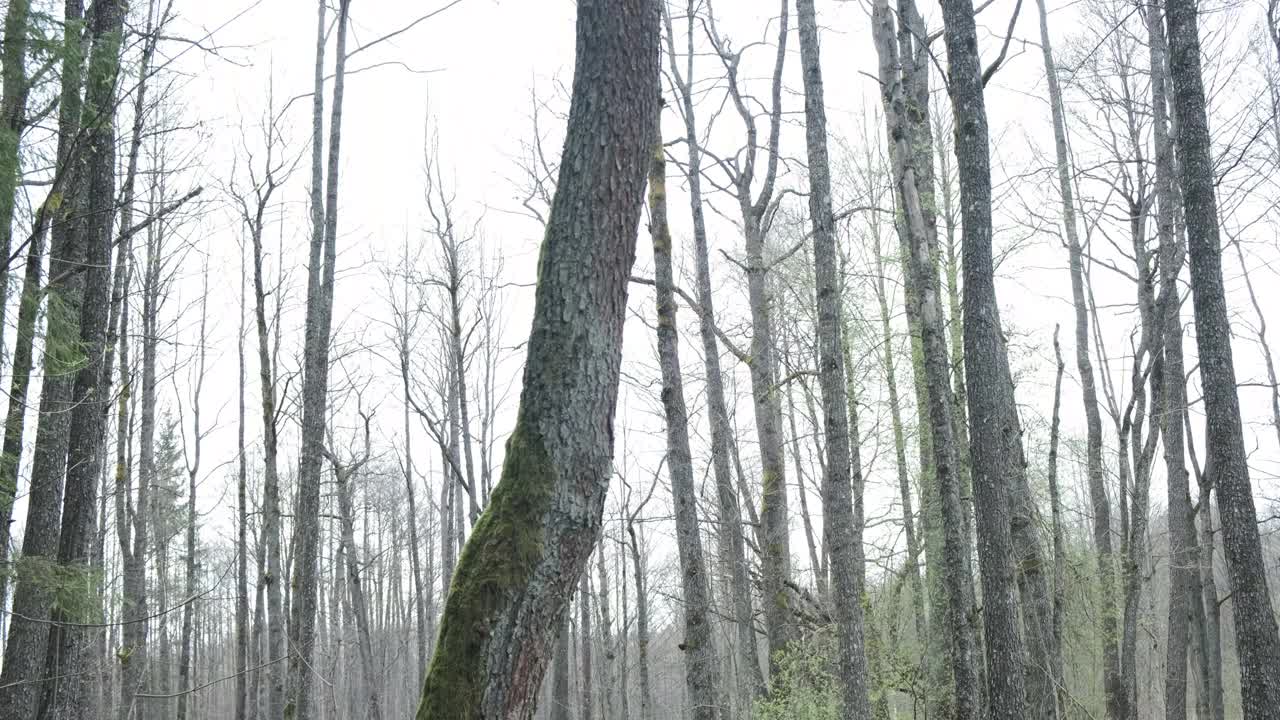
[1164,0,1280,712]
[629,522,653,720]
[287,2,349,717]
[795,2,872,716]
[251,142,287,720]
[40,2,125,715]
[661,3,762,706]
[648,135,726,720]
[551,614,571,720]
[937,1,1031,717]
[237,240,251,720]
[336,463,384,720]
[177,274,208,720]
[414,1,657,714]
[873,3,983,718]
[1048,328,1067,717]
[578,573,593,720]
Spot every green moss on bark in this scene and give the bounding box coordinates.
[417,419,557,719]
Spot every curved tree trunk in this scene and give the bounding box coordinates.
[414,0,658,714]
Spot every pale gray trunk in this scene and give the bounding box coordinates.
[287,2,349,717]
[795,2,872,716]
[649,136,726,720]
[661,2,762,705]
[629,522,653,720]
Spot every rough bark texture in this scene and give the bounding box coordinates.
[551,616,571,720]
[660,4,761,708]
[0,14,88,704]
[286,2,349,718]
[1164,0,1280,712]
[937,1,1031,718]
[648,137,725,720]
[795,2,872,716]
[629,522,653,720]
[873,3,981,718]
[39,3,125,716]
[414,0,658,715]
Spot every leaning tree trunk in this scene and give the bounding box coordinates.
[414,0,658,715]
[1164,0,1280,712]
[795,2,872,716]
[937,1,1031,718]
[648,133,726,720]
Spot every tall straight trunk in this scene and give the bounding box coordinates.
[0,3,86,704]
[648,136,725,720]
[250,149,286,720]
[661,3,761,706]
[794,3,871,716]
[114,250,140,720]
[237,242,251,720]
[445,247,480,525]
[937,1,1031,718]
[176,275,207,720]
[336,462,383,720]
[40,2,125,715]
[1031,1,1122,717]
[870,225,926,647]
[551,615,571,720]
[785,383,825,598]
[1153,3,1197,701]
[1049,328,1067,717]
[401,333,429,679]
[628,522,653,720]
[414,0,657,714]
[0,0,33,592]
[287,2,349,718]
[578,574,594,720]
[594,549,615,720]
[705,0,795,665]
[0,0,31,360]
[1164,0,1280,713]
[872,3,981,718]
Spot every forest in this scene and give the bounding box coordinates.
[0,0,1274,718]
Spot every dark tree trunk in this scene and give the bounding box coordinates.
[40,2,125,716]
[1164,0,1280,712]
[936,1,1031,717]
[414,0,657,714]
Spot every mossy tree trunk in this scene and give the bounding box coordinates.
[414,0,658,715]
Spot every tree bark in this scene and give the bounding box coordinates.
[648,133,726,720]
[794,2,872,716]
[287,2,349,718]
[661,3,762,706]
[1048,327,1066,717]
[1164,0,1280,713]
[414,0,657,714]
[936,1,1031,717]
[40,2,126,715]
